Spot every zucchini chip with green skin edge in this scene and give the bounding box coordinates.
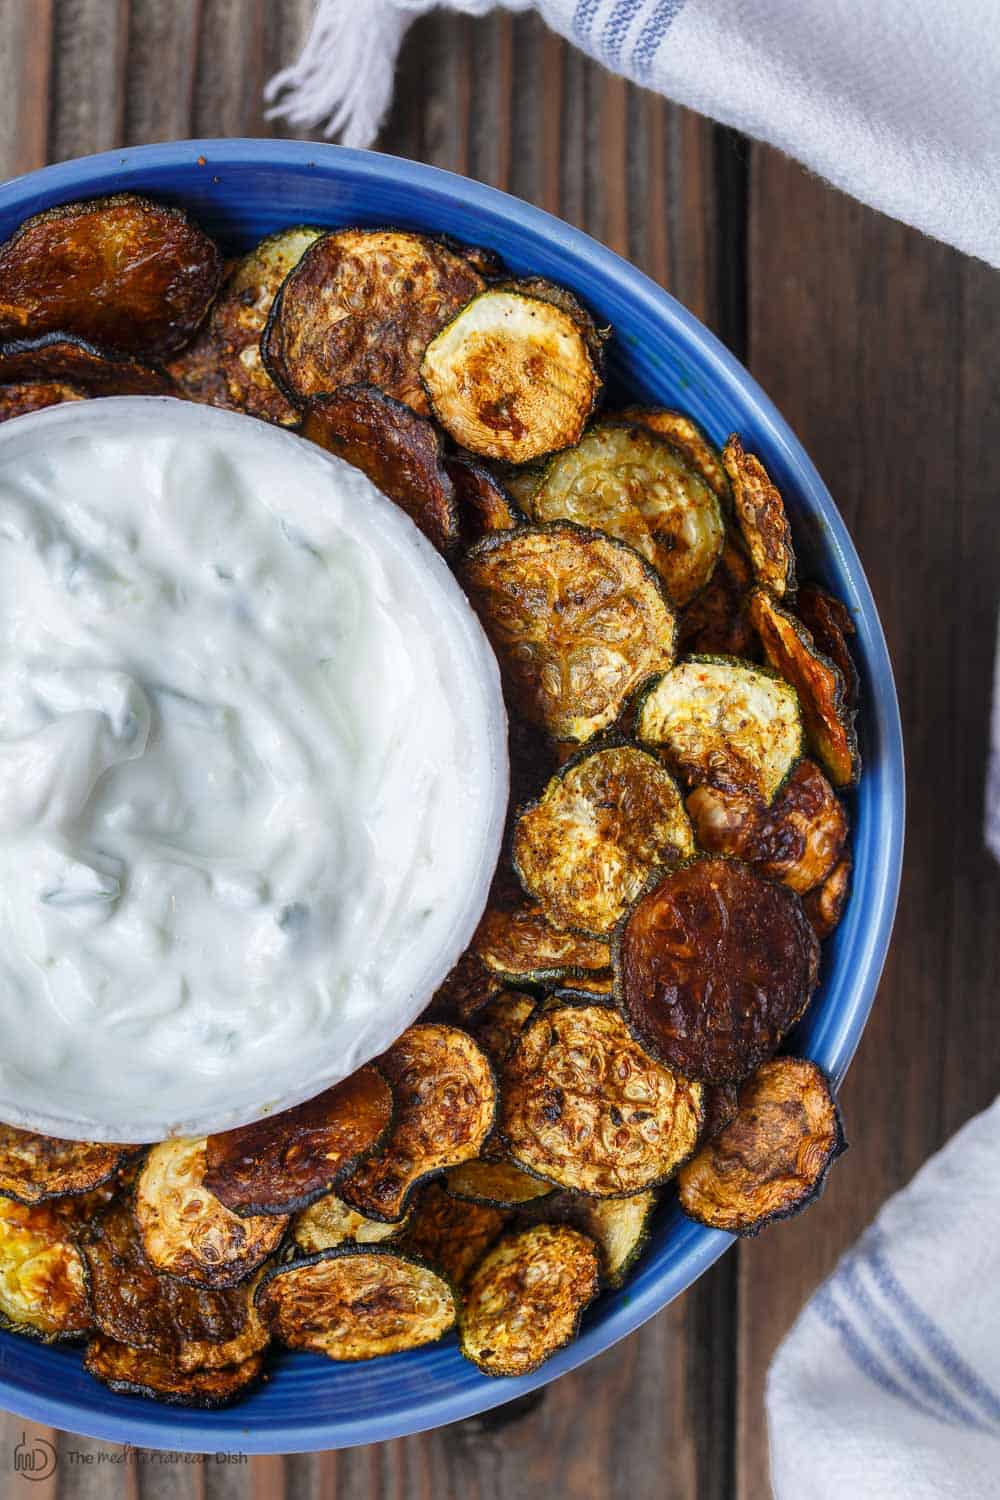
[0,380,84,421]
[340,1025,496,1223]
[263,227,484,415]
[256,1245,457,1360]
[804,850,852,940]
[636,655,804,805]
[444,1157,555,1209]
[399,1182,508,1287]
[0,193,222,358]
[84,1336,265,1408]
[474,903,612,987]
[495,276,609,367]
[795,583,859,705]
[0,333,172,394]
[748,586,860,788]
[526,422,724,607]
[513,742,695,938]
[500,1002,703,1196]
[203,1065,394,1217]
[135,1138,288,1290]
[0,1127,135,1206]
[522,1188,657,1290]
[0,1195,91,1342]
[167,225,323,425]
[421,288,600,464]
[301,384,459,553]
[459,1223,599,1377]
[444,452,525,544]
[462,523,677,744]
[678,533,758,659]
[723,435,796,597]
[621,406,730,504]
[292,1194,406,1255]
[616,856,820,1085]
[678,1057,845,1235]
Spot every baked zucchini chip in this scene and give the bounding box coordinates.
[525,422,724,606]
[678,1057,844,1234]
[340,1025,496,1222]
[474,902,612,987]
[302,385,459,553]
[748,587,860,788]
[204,1065,393,1216]
[263,227,484,415]
[795,583,859,705]
[500,1002,703,1195]
[167,225,323,424]
[470,991,537,1072]
[723,436,796,597]
[621,406,730,503]
[85,1336,264,1408]
[512,743,694,937]
[525,1188,657,1289]
[427,947,505,1023]
[445,453,525,543]
[462,524,676,743]
[292,1194,405,1254]
[686,758,847,894]
[399,1182,507,1287]
[0,194,222,357]
[701,1083,740,1142]
[637,655,803,804]
[421,288,600,463]
[256,1246,456,1360]
[0,1127,133,1206]
[135,1138,288,1289]
[0,333,171,394]
[0,380,84,421]
[678,534,757,658]
[0,1195,91,1342]
[617,856,820,1084]
[804,851,852,940]
[445,1157,554,1209]
[459,1223,599,1377]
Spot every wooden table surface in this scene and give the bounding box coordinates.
[1,3,998,1497]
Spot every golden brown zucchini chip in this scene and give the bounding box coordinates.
[474,902,612,987]
[444,453,525,544]
[686,758,847,894]
[678,533,758,659]
[803,851,852,940]
[0,1195,91,1342]
[617,856,820,1085]
[0,1127,134,1206]
[513,743,694,937]
[525,1188,657,1289]
[421,288,600,463]
[462,524,676,743]
[678,1057,845,1234]
[525,422,724,606]
[256,1245,456,1360]
[470,991,537,1072]
[399,1182,507,1287]
[302,385,459,553]
[498,276,607,365]
[135,1139,288,1290]
[723,435,796,597]
[0,333,171,394]
[203,1065,393,1217]
[0,380,84,421]
[167,225,323,424]
[749,587,860,788]
[85,1336,264,1408]
[459,1223,599,1377]
[263,227,484,415]
[444,1157,554,1209]
[0,194,222,357]
[340,1025,496,1222]
[292,1194,405,1254]
[621,406,730,503]
[636,655,803,804]
[500,1003,703,1195]
[795,583,859,705]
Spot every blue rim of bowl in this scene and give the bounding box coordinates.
[0,139,904,1452]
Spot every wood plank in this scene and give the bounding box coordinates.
[736,146,1000,1500]
[0,0,53,178]
[0,1413,58,1499]
[47,0,128,161]
[123,0,201,146]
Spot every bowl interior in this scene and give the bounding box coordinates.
[0,140,904,1452]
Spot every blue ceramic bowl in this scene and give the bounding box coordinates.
[0,140,904,1453]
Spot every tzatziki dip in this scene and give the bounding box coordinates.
[0,398,506,1141]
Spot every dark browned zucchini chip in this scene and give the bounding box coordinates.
[701,1083,740,1142]
[513,743,695,937]
[166,225,323,424]
[795,583,859,705]
[263,227,484,415]
[0,333,172,394]
[525,422,724,606]
[0,194,222,357]
[0,1195,91,1342]
[678,533,758,658]
[686,758,847,894]
[301,384,459,552]
[426,947,505,1023]
[621,406,730,503]
[0,1127,134,1206]
[500,1002,703,1195]
[748,587,860,788]
[444,1157,555,1209]
[399,1182,508,1287]
[459,1223,599,1377]
[470,991,537,1072]
[474,902,612,987]
[678,1057,845,1234]
[616,856,820,1084]
[523,1188,657,1289]
[292,1194,406,1254]
[421,288,600,463]
[135,1138,288,1290]
[0,380,84,421]
[723,436,796,597]
[256,1245,456,1360]
[804,851,852,940]
[462,524,676,743]
[340,1025,496,1222]
[85,1336,264,1407]
[636,655,803,804]
[203,1065,393,1217]
[444,453,525,544]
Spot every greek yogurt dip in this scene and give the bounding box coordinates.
[0,398,506,1141]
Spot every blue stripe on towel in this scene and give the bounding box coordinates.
[602,0,645,67]
[632,0,687,78]
[813,1284,942,1423]
[573,0,604,42]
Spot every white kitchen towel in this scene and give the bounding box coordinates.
[267,0,1000,269]
[767,1095,1000,1498]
